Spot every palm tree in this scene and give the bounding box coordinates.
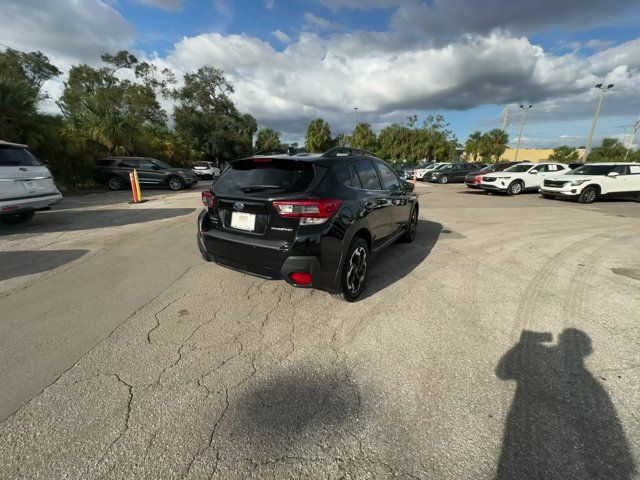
[483,129,509,161]
[305,118,332,152]
[255,128,281,151]
[464,131,483,161]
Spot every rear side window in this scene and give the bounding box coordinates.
[376,162,400,190]
[354,161,382,190]
[0,147,42,166]
[335,165,352,187]
[119,158,139,169]
[213,158,315,195]
[97,159,115,167]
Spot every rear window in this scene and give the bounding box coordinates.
[194,162,210,168]
[213,158,315,195]
[0,147,42,167]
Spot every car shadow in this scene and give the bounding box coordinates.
[496,329,636,479]
[235,369,362,448]
[363,219,442,300]
[0,249,89,281]
[0,208,196,236]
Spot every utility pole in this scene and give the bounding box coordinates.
[513,104,532,163]
[502,105,511,131]
[353,107,358,129]
[623,118,639,161]
[582,83,614,163]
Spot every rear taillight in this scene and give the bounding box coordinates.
[290,272,312,285]
[202,191,216,208]
[272,199,342,225]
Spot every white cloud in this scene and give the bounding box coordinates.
[302,13,345,32]
[316,0,405,11]
[133,0,182,11]
[271,30,291,43]
[585,39,615,50]
[264,0,276,10]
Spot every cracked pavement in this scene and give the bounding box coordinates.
[1,184,639,479]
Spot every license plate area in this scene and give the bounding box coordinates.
[230,211,256,231]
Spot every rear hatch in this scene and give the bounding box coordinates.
[208,157,325,243]
[0,145,59,202]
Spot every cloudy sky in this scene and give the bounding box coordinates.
[2,0,640,148]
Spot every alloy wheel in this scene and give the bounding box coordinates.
[346,246,367,294]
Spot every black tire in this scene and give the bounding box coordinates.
[507,180,524,195]
[337,237,370,302]
[168,176,184,191]
[578,186,598,204]
[439,175,449,184]
[107,176,124,190]
[400,206,418,243]
[1,210,35,225]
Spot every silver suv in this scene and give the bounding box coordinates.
[0,141,62,224]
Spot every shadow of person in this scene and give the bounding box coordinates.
[496,329,636,480]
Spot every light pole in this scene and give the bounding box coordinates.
[623,118,639,162]
[513,104,532,163]
[353,107,358,129]
[582,83,614,163]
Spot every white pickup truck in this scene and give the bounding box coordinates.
[0,141,62,224]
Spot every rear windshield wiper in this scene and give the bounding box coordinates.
[240,185,282,193]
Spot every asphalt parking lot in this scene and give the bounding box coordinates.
[1,183,638,479]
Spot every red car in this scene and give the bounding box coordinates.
[465,162,521,188]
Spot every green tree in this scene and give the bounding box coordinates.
[549,145,579,163]
[587,138,629,162]
[173,66,255,162]
[255,128,281,151]
[334,133,349,147]
[305,118,332,152]
[464,131,483,162]
[479,129,509,161]
[349,122,377,151]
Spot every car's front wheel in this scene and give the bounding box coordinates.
[439,175,449,184]
[168,176,184,191]
[1,210,35,225]
[507,180,523,195]
[578,186,598,204]
[338,237,370,302]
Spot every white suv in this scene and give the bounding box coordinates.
[414,162,448,180]
[0,141,62,224]
[480,162,570,195]
[540,163,640,203]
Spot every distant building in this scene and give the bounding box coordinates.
[499,148,586,163]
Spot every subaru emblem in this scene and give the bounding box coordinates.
[233,202,244,211]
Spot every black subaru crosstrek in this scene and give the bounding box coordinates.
[197,148,419,301]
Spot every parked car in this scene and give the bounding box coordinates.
[197,149,419,301]
[0,140,62,224]
[539,163,640,203]
[414,162,447,180]
[192,161,221,180]
[480,162,570,195]
[465,162,521,188]
[94,157,198,191]
[429,162,486,184]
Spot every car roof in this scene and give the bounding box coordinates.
[578,162,634,166]
[0,140,28,148]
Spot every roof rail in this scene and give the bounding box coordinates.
[321,146,375,158]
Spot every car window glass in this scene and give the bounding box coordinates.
[547,164,559,171]
[611,165,628,175]
[335,165,352,187]
[376,163,400,190]
[629,165,640,174]
[354,161,382,190]
[119,158,138,169]
[349,164,363,188]
[138,159,156,169]
[0,147,42,167]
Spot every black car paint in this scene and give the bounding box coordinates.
[430,163,486,183]
[94,157,198,189]
[197,155,418,294]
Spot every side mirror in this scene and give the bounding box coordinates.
[607,171,619,178]
[402,180,415,192]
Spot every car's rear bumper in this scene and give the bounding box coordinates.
[0,192,62,214]
[197,211,337,291]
